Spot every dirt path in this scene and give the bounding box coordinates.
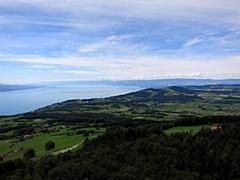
[52,140,84,155]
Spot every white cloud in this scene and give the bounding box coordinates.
[1,54,240,81]
[183,37,203,47]
[30,65,56,69]
[78,34,139,54]
[1,0,240,25]
[78,43,104,53]
[0,0,240,82]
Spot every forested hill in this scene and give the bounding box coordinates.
[22,84,240,123]
[1,118,240,179]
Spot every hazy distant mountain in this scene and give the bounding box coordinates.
[47,78,240,88]
[0,84,39,92]
[2,79,240,92]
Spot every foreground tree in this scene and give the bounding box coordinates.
[1,118,240,180]
[23,148,35,160]
[0,155,3,161]
[45,141,55,151]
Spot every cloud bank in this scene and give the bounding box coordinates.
[0,0,239,83]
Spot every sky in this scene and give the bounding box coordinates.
[0,0,240,84]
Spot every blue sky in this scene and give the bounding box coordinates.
[0,0,240,83]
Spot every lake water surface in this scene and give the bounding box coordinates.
[0,85,140,115]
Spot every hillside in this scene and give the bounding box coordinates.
[0,84,240,162]
[24,84,240,122]
[1,118,240,179]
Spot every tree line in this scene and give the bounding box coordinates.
[0,117,240,179]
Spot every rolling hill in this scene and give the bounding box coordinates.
[1,84,240,162]
[23,84,240,123]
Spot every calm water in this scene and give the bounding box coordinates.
[0,85,140,115]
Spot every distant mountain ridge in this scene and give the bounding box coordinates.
[44,78,240,88]
[0,84,38,92]
[1,78,240,92]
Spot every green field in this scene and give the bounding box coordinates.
[0,123,105,161]
[0,134,84,160]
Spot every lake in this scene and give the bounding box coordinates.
[0,84,140,115]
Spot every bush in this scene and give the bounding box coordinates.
[76,130,89,136]
[45,140,55,150]
[83,131,90,137]
[0,155,3,161]
[23,148,35,159]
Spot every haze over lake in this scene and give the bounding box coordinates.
[0,85,140,115]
